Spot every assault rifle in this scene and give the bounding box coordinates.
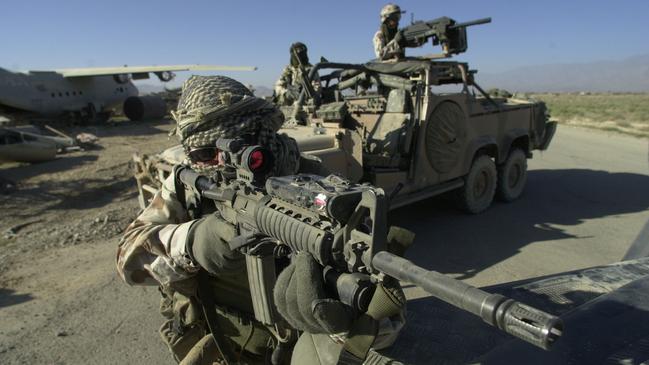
[176,136,563,355]
[289,47,320,123]
[398,16,491,56]
[291,46,319,105]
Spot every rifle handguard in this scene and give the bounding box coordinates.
[255,205,333,266]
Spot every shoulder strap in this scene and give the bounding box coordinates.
[337,282,404,365]
[172,165,188,211]
[196,270,239,365]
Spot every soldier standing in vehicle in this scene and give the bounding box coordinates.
[373,4,406,60]
[117,75,403,365]
[373,4,423,61]
[274,42,320,106]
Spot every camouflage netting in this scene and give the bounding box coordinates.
[171,75,299,176]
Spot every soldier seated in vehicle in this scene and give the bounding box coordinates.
[117,75,403,365]
[274,42,321,106]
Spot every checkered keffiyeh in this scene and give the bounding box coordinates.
[171,75,299,176]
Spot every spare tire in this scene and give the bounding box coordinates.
[425,102,467,173]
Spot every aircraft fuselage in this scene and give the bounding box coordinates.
[0,68,138,116]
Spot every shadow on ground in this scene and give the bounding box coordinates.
[0,175,136,219]
[390,169,649,279]
[0,288,33,308]
[0,155,98,181]
[87,118,173,138]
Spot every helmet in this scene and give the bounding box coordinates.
[290,41,309,66]
[290,42,307,53]
[380,3,403,23]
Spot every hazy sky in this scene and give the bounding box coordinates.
[2,0,648,88]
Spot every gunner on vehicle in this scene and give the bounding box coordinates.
[274,42,320,106]
[373,4,406,61]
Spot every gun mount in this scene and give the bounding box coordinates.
[400,16,492,57]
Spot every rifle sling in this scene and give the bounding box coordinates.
[337,283,404,365]
[197,270,239,365]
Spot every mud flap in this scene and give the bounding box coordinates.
[539,121,557,151]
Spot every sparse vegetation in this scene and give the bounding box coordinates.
[531,93,649,138]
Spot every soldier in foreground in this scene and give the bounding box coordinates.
[116,75,403,364]
[274,42,320,106]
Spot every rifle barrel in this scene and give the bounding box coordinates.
[372,251,562,350]
[450,17,492,29]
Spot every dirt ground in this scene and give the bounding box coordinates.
[0,119,177,364]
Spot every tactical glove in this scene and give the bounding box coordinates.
[285,86,301,101]
[273,252,353,334]
[188,214,244,275]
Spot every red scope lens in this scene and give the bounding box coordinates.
[248,149,265,171]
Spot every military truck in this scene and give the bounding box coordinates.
[133,17,556,213]
[281,58,556,212]
[133,58,555,213]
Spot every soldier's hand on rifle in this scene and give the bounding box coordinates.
[274,252,353,334]
[286,86,301,101]
[188,214,244,275]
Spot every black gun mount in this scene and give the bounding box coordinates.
[400,16,492,56]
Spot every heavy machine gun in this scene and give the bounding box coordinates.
[399,16,491,56]
[176,136,563,356]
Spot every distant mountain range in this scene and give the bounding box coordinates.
[475,54,649,93]
[135,83,274,97]
[133,54,649,95]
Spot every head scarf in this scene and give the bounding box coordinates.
[171,75,299,176]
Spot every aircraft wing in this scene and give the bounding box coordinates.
[40,64,256,78]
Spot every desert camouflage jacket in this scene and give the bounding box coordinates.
[273,64,321,97]
[373,29,404,60]
[117,173,200,287]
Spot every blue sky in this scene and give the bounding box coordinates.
[2,0,648,88]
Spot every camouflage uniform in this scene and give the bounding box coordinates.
[117,75,298,364]
[274,65,312,106]
[119,167,279,364]
[373,29,405,60]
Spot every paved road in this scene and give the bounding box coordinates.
[391,126,649,298]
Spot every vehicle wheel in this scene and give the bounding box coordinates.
[457,155,497,214]
[497,148,528,202]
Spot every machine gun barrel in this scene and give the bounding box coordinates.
[449,17,492,29]
[372,252,563,350]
